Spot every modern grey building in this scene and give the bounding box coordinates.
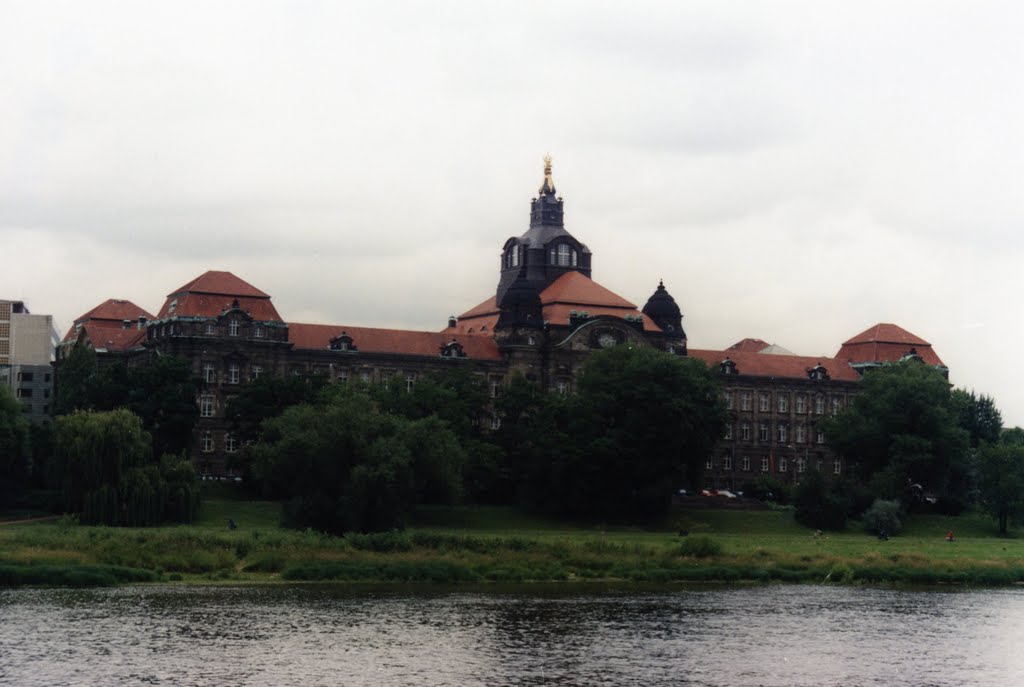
[0,299,59,422]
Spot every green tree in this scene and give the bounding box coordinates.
[54,345,98,415]
[49,409,198,525]
[512,346,726,522]
[952,390,1003,448]
[977,441,1024,536]
[822,362,969,505]
[225,373,328,444]
[792,469,848,531]
[0,386,32,506]
[248,387,462,534]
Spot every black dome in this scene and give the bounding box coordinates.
[642,280,681,320]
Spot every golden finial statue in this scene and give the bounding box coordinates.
[540,153,556,195]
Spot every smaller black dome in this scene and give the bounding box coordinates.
[642,280,685,339]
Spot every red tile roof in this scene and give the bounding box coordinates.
[157,271,283,322]
[727,338,771,353]
[452,272,659,334]
[62,299,154,342]
[688,348,861,382]
[289,323,502,361]
[80,323,147,352]
[837,323,944,367]
[169,270,270,298]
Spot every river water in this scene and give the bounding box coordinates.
[1,584,1022,686]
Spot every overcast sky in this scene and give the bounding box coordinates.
[2,1,1022,425]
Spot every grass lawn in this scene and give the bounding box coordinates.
[3,500,1024,587]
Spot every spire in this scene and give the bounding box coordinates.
[539,153,556,196]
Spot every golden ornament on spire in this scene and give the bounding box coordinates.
[539,153,556,195]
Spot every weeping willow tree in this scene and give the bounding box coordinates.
[51,409,199,525]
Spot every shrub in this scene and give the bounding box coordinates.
[862,498,903,535]
[676,535,723,558]
[793,471,848,531]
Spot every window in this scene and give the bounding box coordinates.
[741,456,751,472]
[228,364,240,384]
[338,370,349,384]
[252,365,263,381]
[777,424,787,443]
[43,389,50,399]
[833,459,842,475]
[779,457,788,473]
[205,323,216,335]
[831,397,842,415]
[15,388,32,398]
[814,395,825,415]
[777,394,789,413]
[759,393,770,412]
[761,456,769,473]
[816,459,823,472]
[44,373,51,383]
[360,371,372,384]
[759,422,769,442]
[795,424,806,443]
[490,380,500,399]
[816,429,826,444]
[797,457,806,473]
[200,394,214,418]
[724,424,733,440]
[203,364,215,383]
[406,373,416,393]
[795,394,806,414]
[705,458,713,470]
[740,392,751,411]
[229,320,239,337]
[490,415,501,430]
[723,454,732,471]
[225,433,238,453]
[17,371,33,382]
[741,423,750,441]
[723,391,733,410]
[506,245,520,268]
[556,380,568,396]
[253,326,263,339]
[201,431,214,453]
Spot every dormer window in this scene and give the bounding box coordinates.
[440,340,466,358]
[228,320,239,337]
[205,322,216,335]
[808,364,830,381]
[719,357,738,375]
[548,243,578,267]
[253,326,263,339]
[505,244,521,268]
[330,332,357,352]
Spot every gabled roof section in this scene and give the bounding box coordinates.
[727,338,771,353]
[158,271,283,322]
[169,270,270,299]
[62,299,154,341]
[540,271,635,309]
[452,272,659,335]
[79,323,147,353]
[689,348,861,383]
[837,323,944,367]
[290,323,501,361]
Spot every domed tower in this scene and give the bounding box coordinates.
[496,156,592,303]
[643,280,687,353]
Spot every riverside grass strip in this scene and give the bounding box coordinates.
[2,505,1024,587]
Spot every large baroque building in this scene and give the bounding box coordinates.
[59,159,946,483]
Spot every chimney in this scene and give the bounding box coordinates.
[138,315,147,330]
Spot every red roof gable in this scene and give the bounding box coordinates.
[453,272,657,334]
[157,271,283,322]
[289,323,502,361]
[837,323,944,367]
[80,323,147,352]
[727,338,771,353]
[688,348,861,382]
[169,270,270,298]
[63,299,154,341]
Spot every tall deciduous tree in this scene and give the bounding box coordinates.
[823,362,969,504]
[977,441,1024,536]
[0,386,32,505]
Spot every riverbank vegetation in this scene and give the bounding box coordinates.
[4,504,1024,588]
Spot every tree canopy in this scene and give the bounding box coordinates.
[823,361,969,505]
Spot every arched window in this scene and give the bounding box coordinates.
[505,245,520,268]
